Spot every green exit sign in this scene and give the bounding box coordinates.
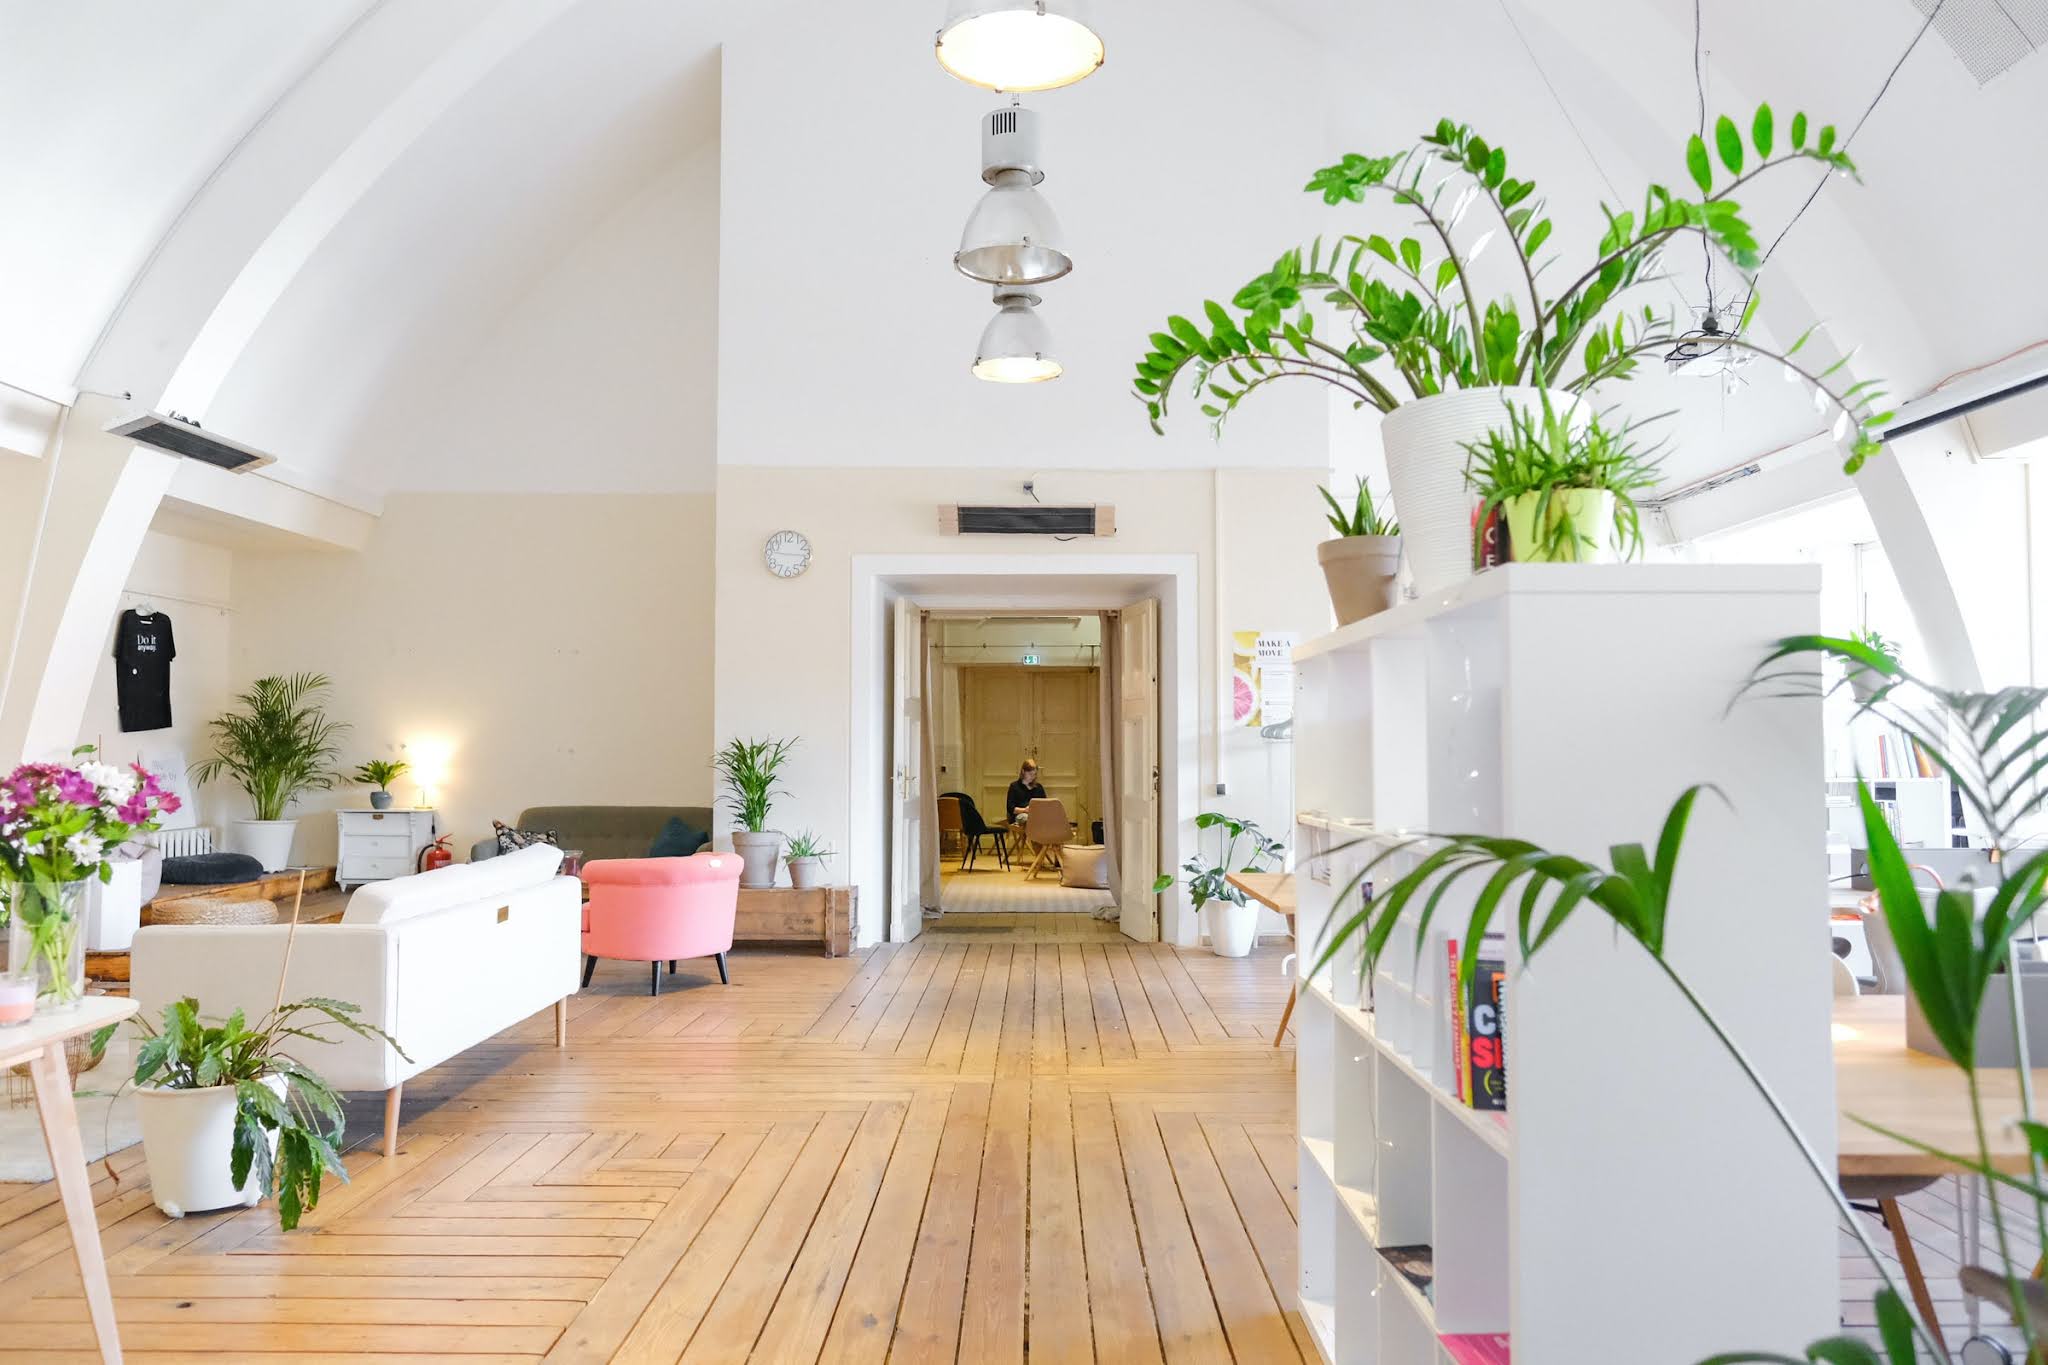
[1021,653,1039,665]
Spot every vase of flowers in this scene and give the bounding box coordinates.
[0,752,181,1012]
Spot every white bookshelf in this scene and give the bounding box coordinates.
[1291,565,1839,1364]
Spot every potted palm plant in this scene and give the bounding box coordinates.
[1317,479,1403,624]
[1135,106,1892,594]
[194,674,347,873]
[785,830,833,890]
[713,736,797,889]
[350,758,408,811]
[1463,398,1666,563]
[1153,812,1285,958]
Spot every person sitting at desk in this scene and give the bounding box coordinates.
[1006,761,1048,823]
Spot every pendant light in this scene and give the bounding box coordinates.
[956,105,1071,286]
[935,0,1105,94]
[974,288,1062,383]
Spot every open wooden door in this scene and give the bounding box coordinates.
[1116,598,1161,941]
[889,596,925,942]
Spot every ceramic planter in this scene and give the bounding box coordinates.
[1317,535,1403,625]
[1380,386,1566,593]
[135,1074,286,1218]
[730,832,782,889]
[1503,489,1617,563]
[1201,898,1260,958]
[369,790,394,811]
[230,819,298,873]
[787,856,829,890]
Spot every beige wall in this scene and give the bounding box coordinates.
[77,530,236,828]
[229,493,716,865]
[713,466,1330,945]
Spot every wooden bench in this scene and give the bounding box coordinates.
[735,886,855,957]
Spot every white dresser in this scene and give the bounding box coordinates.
[336,809,438,890]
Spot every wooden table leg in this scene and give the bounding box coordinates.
[30,1041,123,1364]
[1272,984,1298,1049]
[1880,1197,1946,1356]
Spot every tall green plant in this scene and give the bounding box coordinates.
[713,736,797,834]
[193,674,347,822]
[1134,108,1893,472]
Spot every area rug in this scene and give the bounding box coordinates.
[0,1033,141,1182]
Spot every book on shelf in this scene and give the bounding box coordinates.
[1450,935,1508,1111]
[1440,1332,1512,1364]
[1447,937,1466,1102]
[1379,1244,1434,1302]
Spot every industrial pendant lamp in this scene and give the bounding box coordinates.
[956,105,1071,286]
[935,0,1105,93]
[974,288,1063,383]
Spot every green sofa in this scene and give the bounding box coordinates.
[470,805,715,864]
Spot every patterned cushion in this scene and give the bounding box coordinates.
[493,820,559,855]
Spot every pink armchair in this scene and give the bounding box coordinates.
[581,852,742,996]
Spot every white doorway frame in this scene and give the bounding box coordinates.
[849,554,1200,948]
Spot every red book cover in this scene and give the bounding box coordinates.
[1440,1333,1512,1364]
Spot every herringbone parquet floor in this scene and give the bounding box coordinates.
[0,919,1306,1362]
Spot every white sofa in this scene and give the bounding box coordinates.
[131,844,580,1159]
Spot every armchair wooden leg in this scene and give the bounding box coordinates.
[382,1084,403,1161]
[555,998,568,1047]
[716,952,730,985]
[1879,1197,1945,1355]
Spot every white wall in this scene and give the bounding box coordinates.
[75,530,236,829]
[228,492,716,865]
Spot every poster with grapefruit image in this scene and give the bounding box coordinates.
[1231,630,1299,728]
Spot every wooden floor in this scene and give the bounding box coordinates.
[938,862,1114,916]
[0,925,1307,1362]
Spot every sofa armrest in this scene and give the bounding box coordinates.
[131,925,403,1092]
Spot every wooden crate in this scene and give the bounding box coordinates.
[735,886,854,957]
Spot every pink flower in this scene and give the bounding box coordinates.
[51,769,98,806]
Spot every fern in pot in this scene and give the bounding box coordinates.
[713,736,797,889]
[193,673,347,872]
[1463,397,1666,563]
[1317,479,1403,624]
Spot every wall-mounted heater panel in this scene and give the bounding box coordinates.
[939,504,1116,536]
[105,412,275,473]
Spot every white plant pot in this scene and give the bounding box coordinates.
[135,1075,286,1218]
[229,819,298,873]
[1202,899,1260,959]
[787,856,829,890]
[730,832,782,889]
[1380,386,1566,594]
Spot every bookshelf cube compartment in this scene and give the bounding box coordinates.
[1430,1109,1510,1336]
[1333,1020,1378,1198]
[1299,988,1336,1147]
[1373,1062,1433,1248]
[1378,1255,1439,1360]
[1334,1201,1380,1365]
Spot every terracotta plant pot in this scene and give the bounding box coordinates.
[730,832,782,889]
[1503,489,1616,563]
[1317,535,1403,625]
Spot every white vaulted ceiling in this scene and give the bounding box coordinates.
[0,0,2041,503]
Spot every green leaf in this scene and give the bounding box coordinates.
[1872,1288,1914,1364]
[1524,218,1552,255]
[1398,238,1422,275]
[1817,124,1837,157]
[1751,103,1774,159]
[1790,111,1808,150]
[1715,115,1744,175]
[1685,134,1713,194]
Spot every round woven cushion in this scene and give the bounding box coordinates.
[148,897,279,927]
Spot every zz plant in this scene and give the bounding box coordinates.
[1135,106,1894,472]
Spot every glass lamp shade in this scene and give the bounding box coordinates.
[974,293,1063,383]
[936,0,1105,93]
[956,175,1072,285]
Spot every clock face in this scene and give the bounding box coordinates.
[764,530,812,579]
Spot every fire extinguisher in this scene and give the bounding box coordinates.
[418,834,454,874]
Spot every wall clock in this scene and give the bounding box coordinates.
[764,529,812,579]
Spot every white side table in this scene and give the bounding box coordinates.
[336,809,437,890]
[0,995,138,1363]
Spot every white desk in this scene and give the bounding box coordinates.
[0,995,137,1363]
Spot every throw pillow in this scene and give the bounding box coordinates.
[492,819,559,855]
[161,851,267,885]
[648,816,711,858]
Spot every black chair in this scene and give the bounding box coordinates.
[941,791,1009,870]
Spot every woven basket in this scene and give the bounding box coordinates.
[6,1028,112,1107]
[147,896,279,927]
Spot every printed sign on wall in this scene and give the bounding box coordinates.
[1231,630,1298,728]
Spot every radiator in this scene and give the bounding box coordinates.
[150,827,216,858]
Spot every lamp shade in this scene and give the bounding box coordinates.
[936,0,1105,93]
[956,172,1072,285]
[974,290,1062,383]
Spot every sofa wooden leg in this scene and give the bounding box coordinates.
[650,961,661,997]
[582,955,597,988]
[716,951,729,985]
[555,998,568,1048]
[382,1084,402,1161]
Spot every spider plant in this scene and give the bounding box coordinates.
[193,674,347,822]
[712,736,797,834]
[1319,479,1399,538]
[1461,397,1667,562]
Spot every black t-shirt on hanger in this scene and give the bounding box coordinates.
[114,608,176,732]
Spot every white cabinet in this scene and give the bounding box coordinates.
[337,809,437,890]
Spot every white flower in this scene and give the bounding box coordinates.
[77,762,135,806]
[64,833,105,866]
